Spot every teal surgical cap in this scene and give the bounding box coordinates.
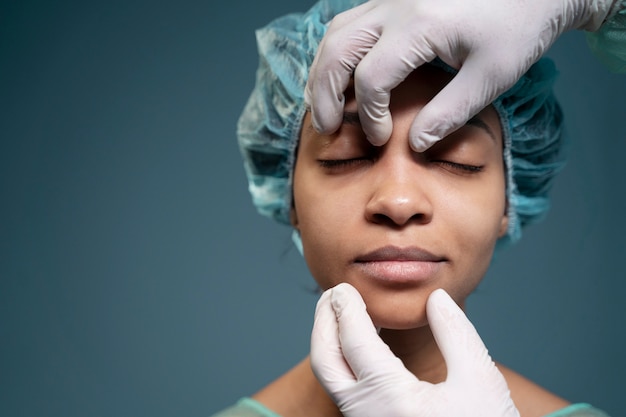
[237,0,566,248]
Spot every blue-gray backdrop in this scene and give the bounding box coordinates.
[1,1,625,416]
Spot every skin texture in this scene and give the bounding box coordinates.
[292,65,508,330]
[252,66,570,417]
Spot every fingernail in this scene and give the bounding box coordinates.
[410,131,441,152]
[365,134,388,147]
[330,285,346,317]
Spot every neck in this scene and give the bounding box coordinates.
[379,325,447,383]
[253,325,447,417]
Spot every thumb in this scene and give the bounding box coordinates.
[330,283,407,381]
[409,60,509,152]
[310,286,355,387]
[427,289,520,416]
[426,289,495,381]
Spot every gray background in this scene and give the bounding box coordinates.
[1,1,625,416]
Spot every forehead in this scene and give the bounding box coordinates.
[344,65,454,109]
[342,64,501,141]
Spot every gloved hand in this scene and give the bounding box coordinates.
[304,0,618,150]
[310,283,520,417]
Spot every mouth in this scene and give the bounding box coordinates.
[355,245,446,263]
[354,245,447,285]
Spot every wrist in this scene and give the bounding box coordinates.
[605,0,626,21]
[579,0,622,31]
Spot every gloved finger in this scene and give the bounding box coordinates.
[306,0,376,92]
[330,283,408,382]
[408,57,519,151]
[354,29,438,145]
[325,0,377,29]
[306,0,377,103]
[304,63,349,135]
[426,289,495,382]
[304,4,381,135]
[310,287,356,388]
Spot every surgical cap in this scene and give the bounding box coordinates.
[237,0,566,248]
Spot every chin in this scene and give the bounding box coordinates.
[372,313,429,330]
[364,294,431,330]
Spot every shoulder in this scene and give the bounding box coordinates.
[496,364,610,416]
[497,363,571,417]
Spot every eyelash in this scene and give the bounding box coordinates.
[317,158,373,169]
[318,158,483,174]
[433,160,484,174]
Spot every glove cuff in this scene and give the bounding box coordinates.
[582,0,623,31]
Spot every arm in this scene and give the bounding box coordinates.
[305,0,622,151]
[586,0,626,72]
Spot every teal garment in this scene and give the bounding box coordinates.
[211,398,280,417]
[212,397,611,417]
[586,0,626,73]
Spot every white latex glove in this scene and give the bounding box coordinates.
[304,0,617,150]
[310,283,520,417]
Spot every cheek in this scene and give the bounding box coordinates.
[297,208,347,291]
[440,178,506,274]
[293,177,359,290]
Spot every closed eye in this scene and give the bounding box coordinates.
[433,160,484,174]
[317,157,373,170]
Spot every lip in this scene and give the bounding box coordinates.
[354,245,446,285]
[355,245,445,263]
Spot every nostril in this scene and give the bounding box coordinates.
[370,212,427,227]
[371,213,391,225]
[364,180,434,227]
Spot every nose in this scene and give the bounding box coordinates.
[364,159,434,227]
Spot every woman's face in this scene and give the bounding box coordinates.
[292,66,508,329]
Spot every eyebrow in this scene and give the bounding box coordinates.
[340,111,496,141]
[466,115,496,141]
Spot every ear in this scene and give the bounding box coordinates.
[290,206,299,230]
[498,197,511,238]
[498,213,509,238]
